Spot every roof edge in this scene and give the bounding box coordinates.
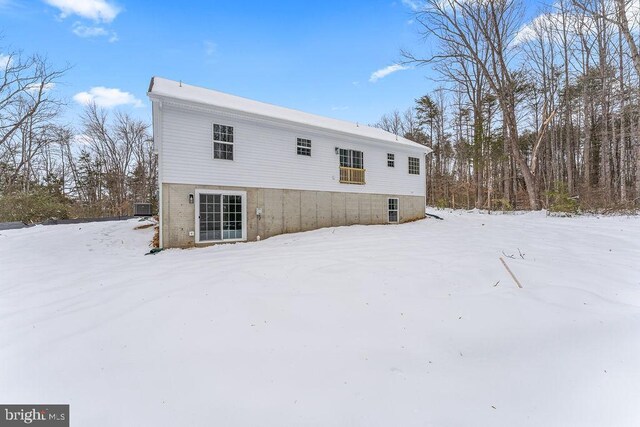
[150,94,431,153]
[148,77,431,153]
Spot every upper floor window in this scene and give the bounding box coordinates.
[297,138,311,156]
[387,153,395,167]
[339,148,365,184]
[408,156,420,174]
[213,124,234,160]
[339,148,363,169]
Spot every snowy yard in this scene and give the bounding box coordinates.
[1,211,639,426]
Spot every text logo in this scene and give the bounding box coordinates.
[0,405,68,426]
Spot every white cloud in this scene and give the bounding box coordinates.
[515,1,640,46]
[0,54,12,69]
[71,22,118,41]
[204,40,217,57]
[402,0,422,11]
[26,82,56,93]
[514,11,563,45]
[73,87,143,108]
[72,133,91,145]
[514,22,538,45]
[72,23,106,37]
[369,64,410,83]
[43,0,120,23]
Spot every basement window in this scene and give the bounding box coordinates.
[213,124,234,160]
[297,138,311,156]
[408,156,420,174]
[387,153,395,167]
[388,198,399,223]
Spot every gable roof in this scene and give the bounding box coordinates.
[148,77,431,152]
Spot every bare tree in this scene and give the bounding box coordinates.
[0,49,68,192]
[404,0,544,209]
[79,104,154,216]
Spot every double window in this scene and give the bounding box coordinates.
[387,153,395,167]
[388,198,399,223]
[339,149,363,169]
[408,156,420,174]
[297,138,311,156]
[213,124,234,160]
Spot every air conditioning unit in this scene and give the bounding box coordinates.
[134,203,152,217]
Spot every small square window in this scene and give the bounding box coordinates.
[297,138,311,156]
[387,153,395,167]
[408,157,420,174]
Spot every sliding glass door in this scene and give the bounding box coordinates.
[222,195,242,239]
[199,194,221,241]
[197,191,246,243]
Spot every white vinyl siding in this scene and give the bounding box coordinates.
[158,102,425,197]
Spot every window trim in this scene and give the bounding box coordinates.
[296,137,311,156]
[387,153,395,168]
[388,197,399,223]
[195,189,247,244]
[408,156,420,175]
[212,123,234,161]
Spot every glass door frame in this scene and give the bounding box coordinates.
[195,189,247,244]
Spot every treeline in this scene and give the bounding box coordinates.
[376,0,640,212]
[0,49,156,223]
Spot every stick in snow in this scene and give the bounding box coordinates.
[426,213,444,220]
[500,257,523,289]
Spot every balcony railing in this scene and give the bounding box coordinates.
[339,166,366,184]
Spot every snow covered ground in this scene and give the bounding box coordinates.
[1,211,639,426]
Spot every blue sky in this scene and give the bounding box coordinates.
[0,0,539,128]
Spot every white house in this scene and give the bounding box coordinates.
[147,77,431,248]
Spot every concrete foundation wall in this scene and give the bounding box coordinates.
[162,183,425,248]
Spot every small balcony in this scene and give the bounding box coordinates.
[339,166,366,184]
